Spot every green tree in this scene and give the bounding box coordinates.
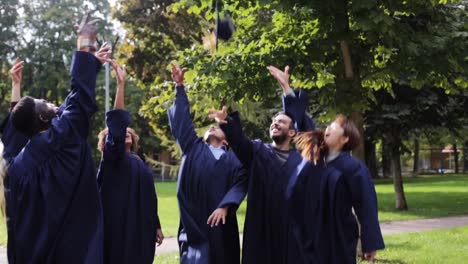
[0,0,20,121]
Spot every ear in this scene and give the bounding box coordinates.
[341,136,349,146]
[38,114,49,123]
[222,139,228,147]
[288,129,297,138]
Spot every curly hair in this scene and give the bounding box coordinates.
[97,127,140,153]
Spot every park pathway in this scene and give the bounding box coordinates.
[0,215,467,262]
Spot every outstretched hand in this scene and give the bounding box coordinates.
[10,58,24,86]
[74,10,100,38]
[110,59,126,87]
[95,42,112,64]
[208,106,228,124]
[267,65,292,94]
[207,207,229,227]
[171,64,186,86]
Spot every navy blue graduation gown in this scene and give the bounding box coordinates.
[287,161,342,264]
[0,102,29,161]
[220,112,303,264]
[282,89,315,131]
[168,86,247,264]
[96,109,159,264]
[320,152,385,264]
[3,51,103,264]
[283,88,323,263]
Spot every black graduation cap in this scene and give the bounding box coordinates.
[215,0,235,49]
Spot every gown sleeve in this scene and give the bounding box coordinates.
[167,85,199,154]
[282,89,315,132]
[220,112,255,169]
[348,163,385,253]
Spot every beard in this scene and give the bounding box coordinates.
[271,133,287,145]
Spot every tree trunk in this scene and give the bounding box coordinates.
[463,141,468,173]
[383,126,408,210]
[350,112,365,162]
[412,136,420,176]
[365,137,379,178]
[382,140,391,178]
[454,143,459,174]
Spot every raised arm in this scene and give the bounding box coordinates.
[10,58,24,106]
[209,108,255,168]
[1,59,29,161]
[167,64,198,154]
[112,60,125,110]
[282,89,315,132]
[348,162,385,258]
[55,13,111,139]
[267,65,315,132]
[102,61,129,161]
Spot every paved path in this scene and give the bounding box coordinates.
[379,215,468,234]
[0,215,466,263]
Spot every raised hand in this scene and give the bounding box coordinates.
[111,59,125,110]
[10,58,24,86]
[208,106,228,124]
[75,10,100,38]
[110,59,126,87]
[267,65,292,94]
[171,63,185,86]
[95,42,112,64]
[207,206,229,227]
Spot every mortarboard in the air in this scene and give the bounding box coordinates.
[215,0,236,49]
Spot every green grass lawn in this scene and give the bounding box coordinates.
[375,174,468,222]
[0,174,466,244]
[358,226,468,264]
[158,174,468,237]
[154,226,468,264]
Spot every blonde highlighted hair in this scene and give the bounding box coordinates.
[97,127,140,153]
[294,130,326,164]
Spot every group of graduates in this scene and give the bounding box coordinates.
[0,13,384,264]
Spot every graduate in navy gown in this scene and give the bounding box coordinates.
[96,61,164,264]
[318,115,385,263]
[208,65,314,264]
[2,14,111,264]
[167,64,247,264]
[287,130,341,264]
[283,81,385,263]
